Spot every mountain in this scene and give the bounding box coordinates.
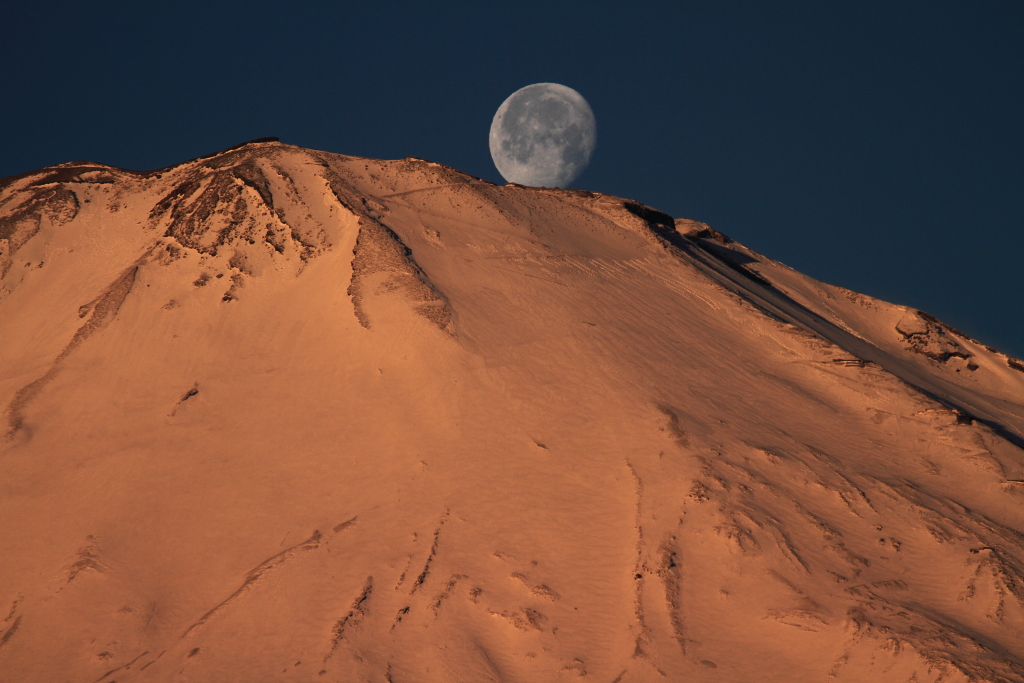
[2,139,1024,683]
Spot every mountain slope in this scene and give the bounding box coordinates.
[1,140,1023,683]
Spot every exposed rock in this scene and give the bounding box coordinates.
[896,310,972,362]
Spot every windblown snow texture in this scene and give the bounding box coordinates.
[2,140,1024,683]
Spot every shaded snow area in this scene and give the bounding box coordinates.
[2,140,1024,682]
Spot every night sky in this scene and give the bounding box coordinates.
[3,2,1022,357]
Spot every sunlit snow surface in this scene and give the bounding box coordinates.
[2,141,1024,682]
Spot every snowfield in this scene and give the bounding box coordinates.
[1,140,1023,682]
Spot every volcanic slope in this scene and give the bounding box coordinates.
[2,140,1024,683]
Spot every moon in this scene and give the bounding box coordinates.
[489,83,596,188]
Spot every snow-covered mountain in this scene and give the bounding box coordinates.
[2,139,1023,683]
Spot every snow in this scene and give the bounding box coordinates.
[1,140,1023,682]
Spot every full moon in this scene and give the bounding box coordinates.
[489,83,596,188]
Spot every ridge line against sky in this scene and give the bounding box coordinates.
[2,1,1021,357]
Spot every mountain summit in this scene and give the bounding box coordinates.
[2,140,1024,682]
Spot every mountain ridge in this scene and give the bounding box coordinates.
[1,141,1024,682]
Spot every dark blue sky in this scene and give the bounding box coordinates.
[3,1,1022,357]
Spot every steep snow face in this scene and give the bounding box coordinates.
[1,141,1023,683]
